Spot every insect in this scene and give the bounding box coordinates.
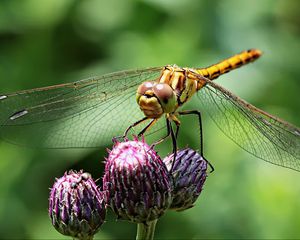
[0,49,299,171]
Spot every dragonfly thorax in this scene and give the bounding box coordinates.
[136,81,177,118]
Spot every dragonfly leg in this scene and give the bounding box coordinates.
[205,156,214,173]
[169,119,178,171]
[147,116,179,171]
[137,118,157,137]
[112,116,148,143]
[178,110,204,155]
[178,110,214,173]
[150,118,171,148]
[174,119,180,140]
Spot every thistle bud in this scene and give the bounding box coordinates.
[49,170,106,239]
[164,148,208,211]
[103,139,173,223]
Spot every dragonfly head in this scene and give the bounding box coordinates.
[136,81,176,118]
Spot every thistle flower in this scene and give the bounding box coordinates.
[103,138,173,223]
[49,170,106,240]
[164,148,208,211]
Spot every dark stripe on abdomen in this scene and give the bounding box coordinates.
[196,49,262,80]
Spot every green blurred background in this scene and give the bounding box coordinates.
[0,0,299,239]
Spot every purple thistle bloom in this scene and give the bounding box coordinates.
[164,148,208,211]
[103,138,173,223]
[49,170,106,239]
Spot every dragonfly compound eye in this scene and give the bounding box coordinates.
[136,81,155,105]
[153,83,176,113]
[137,81,155,95]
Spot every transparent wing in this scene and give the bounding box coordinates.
[0,67,164,148]
[196,79,300,171]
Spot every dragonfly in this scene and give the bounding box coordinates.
[0,49,299,171]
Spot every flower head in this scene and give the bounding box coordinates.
[49,170,106,239]
[103,138,173,223]
[164,148,208,211]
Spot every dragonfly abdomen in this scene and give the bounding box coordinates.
[196,49,262,80]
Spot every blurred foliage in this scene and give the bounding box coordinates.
[0,0,299,239]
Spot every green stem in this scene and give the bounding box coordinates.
[136,219,158,240]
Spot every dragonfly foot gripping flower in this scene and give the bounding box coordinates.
[49,170,106,240]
